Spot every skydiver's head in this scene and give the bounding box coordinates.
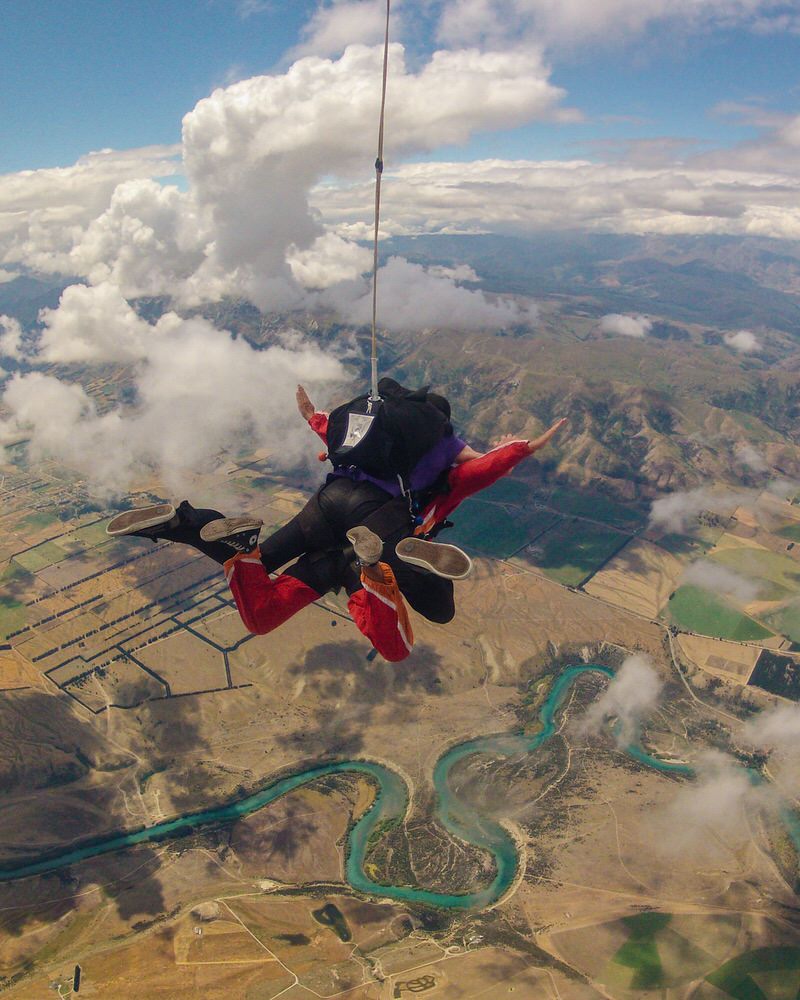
[427,392,451,420]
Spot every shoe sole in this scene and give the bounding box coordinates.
[199,516,263,543]
[107,504,176,536]
[395,537,473,580]
[346,526,383,566]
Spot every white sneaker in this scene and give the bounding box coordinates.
[346,526,384,566]
[395,537,472,580]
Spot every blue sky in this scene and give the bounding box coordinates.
[2,0,798,173]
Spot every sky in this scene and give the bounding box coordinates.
[1,0,800,495]
[2,0,799,173]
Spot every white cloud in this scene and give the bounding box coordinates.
[312,159,800,240]
[743,703,800,751]
[583,654,663,746]
[0,316,23,359]
[767,477,800,499]
[428,263,480,282]
[648,486,747,533]
[0,313,344,497]
[681,559,761,603]
[599,313,652,338]
[321,255,531,331]
[291,0,389,58]
[435,0,795,50]
[0,146,181,274]
[659,749,778,860]
[287,232,372,289]
[724,329,761,353]
[0,269,19,284]
[37,283,172,364]
[735,443,768,472]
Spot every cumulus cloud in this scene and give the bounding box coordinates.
[583,654,664,746]
[735,443,768,473]
[291,0,389,58]
[767,477,800,499]
[313,158,800,240]
[287,232,373,289]
[648,486,747,533]
[681,559,761,603]
[724,329,761,353]
[0,316,23,359]
[0,146,181,275]
[743,702,800,752]
[35,284,172,364]
[659,749,778,860]
[599,313,652,338]
[0,308,344,497]
[321,255,531,331]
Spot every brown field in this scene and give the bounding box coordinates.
[676,633,760,682]
[380,946,574,999]
[191,605,252,648]
[66,658,168,711]
[584,537,686,618]
[0,649,43,690]
[173,912,274,964]
[8,926,295,999]
[135,630,228,694]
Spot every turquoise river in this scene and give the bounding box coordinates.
[1,665,797,909]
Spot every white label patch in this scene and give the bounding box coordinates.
[342,413,375,448]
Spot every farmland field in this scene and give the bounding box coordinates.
[705,946,800,1000]
[667,586,774,642]
[447,498,561,558]
[520,519,631,586]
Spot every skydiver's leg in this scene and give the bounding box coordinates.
[107,500,260,564]
[346,562,414,663]
[224,552,320,635]
[416,440,532,535]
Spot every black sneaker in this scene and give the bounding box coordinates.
[395,537,472,580]
[199,516,263,554]
[106,504,177,539]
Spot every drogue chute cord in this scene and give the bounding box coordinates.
[369,0,391,411]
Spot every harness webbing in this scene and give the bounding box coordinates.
[369,0,391,409]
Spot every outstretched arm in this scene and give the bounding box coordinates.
[493,417,568,455]
[297,384,329,445]
[416,418,567,535]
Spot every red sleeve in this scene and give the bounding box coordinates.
[416,440,531,535]
[309,412,329,445]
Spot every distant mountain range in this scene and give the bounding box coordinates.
[384,233,800,336]
[3,234,799,507]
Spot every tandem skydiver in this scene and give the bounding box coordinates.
[107,379,566,662]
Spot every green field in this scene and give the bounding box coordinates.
[0,597,27,639]
[612,913,671,989]
[706,947,800,1000]
[524,519,630,586]
[67,519,114,549]
[761,605,800,645]
[12,540,70,573]
[548,486,644,529]
[709,546,800,598]
[447,499,561,559]
[475,477,532,505]
[19,510,60,532]
[667,586,774,642]
[777,523,800,543]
